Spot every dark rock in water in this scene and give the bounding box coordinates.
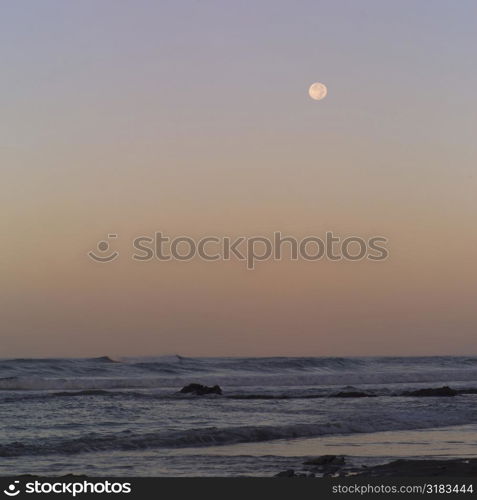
[331,391,376,398]
[403,386,457,397]
[304,455,345,466]
[179,383,222,396]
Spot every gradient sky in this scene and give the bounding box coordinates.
[1,0,476,357]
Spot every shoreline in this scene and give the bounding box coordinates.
[4,458,477,478]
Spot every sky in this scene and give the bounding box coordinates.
[1,0,476,357]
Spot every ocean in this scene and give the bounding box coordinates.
[1,356,477,476]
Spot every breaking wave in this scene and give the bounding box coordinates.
[2,408,477,458]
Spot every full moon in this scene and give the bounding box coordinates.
[308,82,327,101]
